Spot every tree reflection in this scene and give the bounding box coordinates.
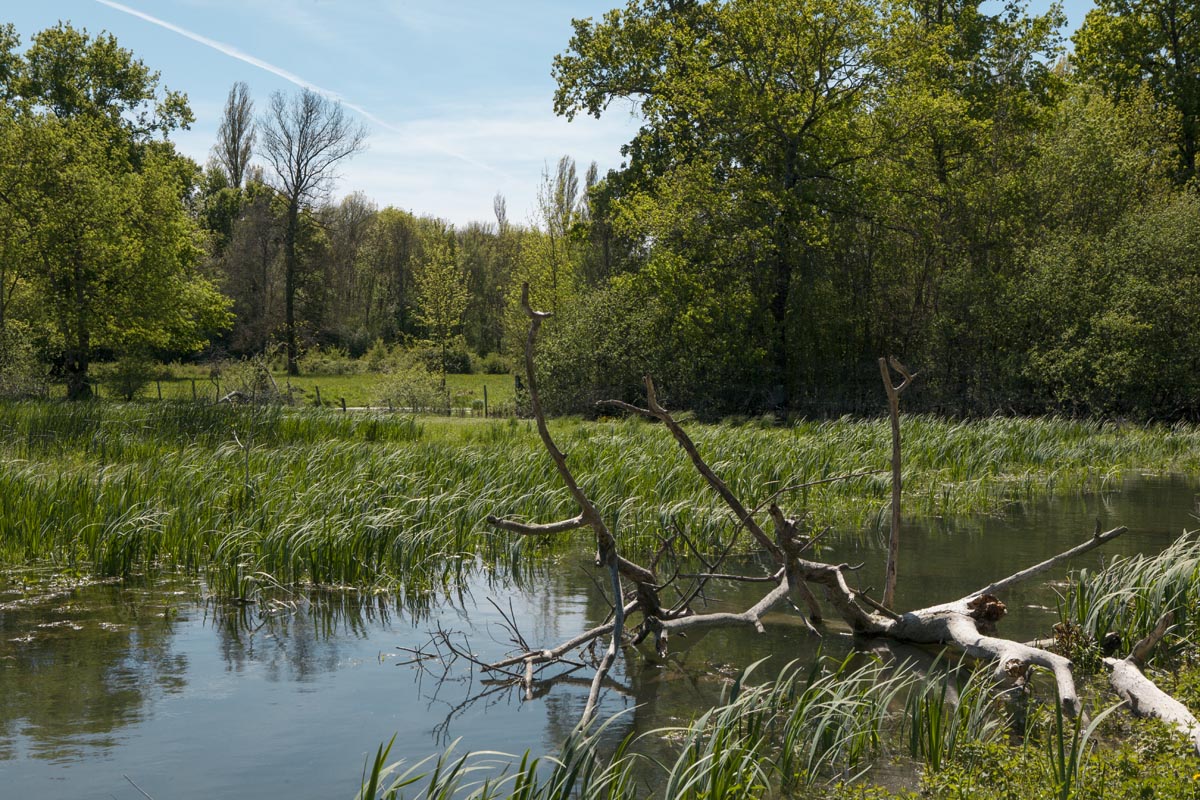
[0,575,193,762]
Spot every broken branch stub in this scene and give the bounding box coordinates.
[878,356,915,610]
[1104,612,1200,755]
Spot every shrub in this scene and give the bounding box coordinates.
[479,352,511,375]
[298,345,363,376]
[95,354,166,401]
[219,352,286,404]
[378,351,444,412]
[363,339,395,372]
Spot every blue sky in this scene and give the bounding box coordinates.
[6,1,1096,227]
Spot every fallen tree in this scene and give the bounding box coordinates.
[478,285,1188,735]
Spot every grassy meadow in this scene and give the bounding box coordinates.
[2,399,1200,600]
[93,367,517,412]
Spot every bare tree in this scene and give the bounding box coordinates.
[260,89,367,374]
[532,156,581,315]
[213,82,256,189]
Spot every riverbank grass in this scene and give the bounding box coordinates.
[3,401,1200,597]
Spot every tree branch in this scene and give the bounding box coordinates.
[971,526,1128,599]
[486,514,588,535]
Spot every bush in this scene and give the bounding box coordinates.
[378,351,444,412]
[298,346,363,376]
[218,352,286,404]
[363,339,395,372]
[478,352,511,375]
[95,354,166,401]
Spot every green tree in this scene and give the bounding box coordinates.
[0,113,228,397]
[213,81,255,189]
[15,22,192,145]
[416,238,468,389]
[313,192,378,354]
[457,219,509,356]
[554,0,886,408]
[216,180,284,355]
[0,25,227,399]
[1019,193,1200,416]
[848,0,1066,410]
[357,207,435,343]
[1074,0,1200,182]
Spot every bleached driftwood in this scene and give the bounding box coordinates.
[1104,613,1200,754]
[486,283,1139,724]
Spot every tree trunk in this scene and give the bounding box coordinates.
[66,250,92,400]
[284,203,299,376]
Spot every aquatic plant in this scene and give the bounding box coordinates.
[2,399,1199,600]
[354,654,1015,800]
[1057,532,1200,661]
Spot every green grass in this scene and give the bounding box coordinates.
[2,401,1200,597]
[128,370,516,411]
[355,655,928,799]
[354,650,1200,800]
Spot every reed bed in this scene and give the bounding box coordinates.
[354,654,1006,799]
[1057,531,1200,662]
[1,400,1197,598]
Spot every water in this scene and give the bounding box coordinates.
[1,475,1196,799]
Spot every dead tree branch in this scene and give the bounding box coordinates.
[481,320,1141,726]
[878,356,915,609]
[970,525,1127,599]
[1103,612,1200,754]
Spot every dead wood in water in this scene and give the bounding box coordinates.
[472,283,1173,730]
[1104,612,1200,754]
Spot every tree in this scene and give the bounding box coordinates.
[839,0,1065,412]
[458,220,509,356]
[14,22,192,143]
[554,0,885,408]
[357,207,435,343]
[0,113,229,398]
[1074,0,1200,183]
[213,81,255,189]
[416,238,468,389]
[217,181,284,355]
[0,25,227,399]
[534,156,581,315]
[319,191,378,353]
[259,88,366,374]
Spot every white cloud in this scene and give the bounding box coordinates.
[94,0,643,226]
[331,99,639,225]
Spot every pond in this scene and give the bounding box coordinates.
[1,474,1196,799]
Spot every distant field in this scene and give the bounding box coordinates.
[94,368,517,414]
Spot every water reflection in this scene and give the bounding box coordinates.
[0,474,1194,799]
[206,592,401,682]
[0,577,194,764]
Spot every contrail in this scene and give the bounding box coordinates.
[93,0,507,176]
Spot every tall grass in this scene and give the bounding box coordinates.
[1057,532,1200,661]
[355,655,1009,799]
[2,400,1199,598]
[904,660,1006,772]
